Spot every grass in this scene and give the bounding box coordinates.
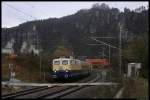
[95,86,121,98]
[2,57,10,81]
[122,77,149,98]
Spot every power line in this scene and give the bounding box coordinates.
[4,3,44,80]
[119,22,123,75]
[89,36,120,64]
[26,3,49,17]
[91,36,116,39]
[4,3,37,20]
[87,44,105,46]
[90,37,120,50]
[4,4,30,23]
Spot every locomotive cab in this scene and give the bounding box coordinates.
[52,57,91,79]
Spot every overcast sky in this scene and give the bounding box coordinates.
[2,1,148,28]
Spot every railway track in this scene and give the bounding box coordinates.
[2,86,55,99]
[44,74,100,99]
[2,71,100,99]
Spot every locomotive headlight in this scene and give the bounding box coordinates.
[66,70,68,72]
[54,70,57,73]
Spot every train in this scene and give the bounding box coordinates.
[52,57,91,79]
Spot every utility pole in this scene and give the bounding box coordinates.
[38,34,41,80]
[39,38,42,81]
[40,52,42,80]
[119,22,122,75]
[98,52,108,58]
[89,36,121,69]
[102,48,104,58]
[34,25,42,81]
[109,45,110,64]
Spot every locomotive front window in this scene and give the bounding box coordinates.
[54,61,60,65]
[76,60,80,65]
[70,60,75,64]
[62,60,68,65]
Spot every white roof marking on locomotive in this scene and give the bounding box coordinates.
[53,58,87,65]
[53,58,71,64]
[53,58,70,61]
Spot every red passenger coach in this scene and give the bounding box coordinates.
[86,59,110,68]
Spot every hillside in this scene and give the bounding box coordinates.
[2,4,148,56]
[2,3,149,78]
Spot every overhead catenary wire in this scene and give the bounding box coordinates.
[26,3,49,18]
[89,36,120,65]
[91,36,116,39]
[4,3,37,20]
[90,37,120,50]
[3,4,30,23]
[4,3,44,80]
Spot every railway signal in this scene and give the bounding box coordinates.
[8,53,17,81]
